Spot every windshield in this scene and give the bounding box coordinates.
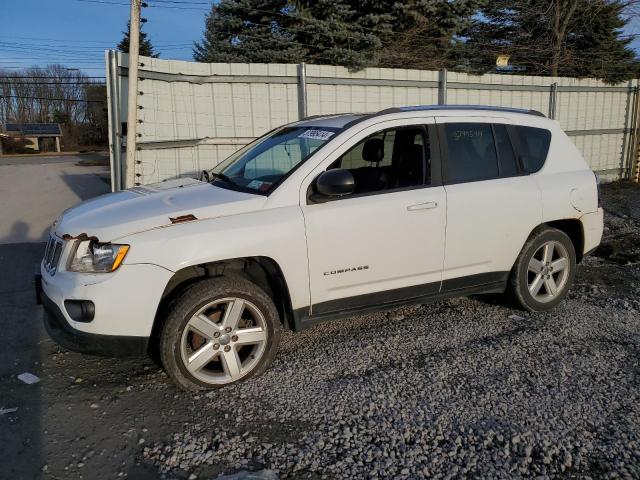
[209,126,340,194]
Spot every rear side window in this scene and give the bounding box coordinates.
[515,126,551,173]
[444,123,498,183]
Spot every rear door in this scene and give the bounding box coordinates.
[437,118,541,290]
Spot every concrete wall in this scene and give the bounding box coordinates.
[108,52,638,188]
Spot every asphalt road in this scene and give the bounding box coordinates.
[0,152,108,166]
[0,153,110,243]
[0,154,109,478]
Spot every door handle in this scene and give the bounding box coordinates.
[407,201,438,211]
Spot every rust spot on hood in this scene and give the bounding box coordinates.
[169,214,198,224]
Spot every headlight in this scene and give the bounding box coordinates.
[68,240,130,273]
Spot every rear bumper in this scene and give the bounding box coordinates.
[581,207,604,256]
[41,288,148,357]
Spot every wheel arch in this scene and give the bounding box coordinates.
[517,218,584,268]
[507,218,580,312]
[543,218,585,263]
[148,256,295,358]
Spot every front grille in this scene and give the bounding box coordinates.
[43,235,63,275]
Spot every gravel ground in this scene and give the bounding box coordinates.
[141,182,640,479]
[2,182,640,480]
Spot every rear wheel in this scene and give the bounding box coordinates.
[508,227,576,312]
[160,277,281,391]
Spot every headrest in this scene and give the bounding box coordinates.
[362,138,384,163]
[397,144,423,165]
[409,144,423,159]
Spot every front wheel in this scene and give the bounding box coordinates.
[508,226,576,312]
[160,277,281,391]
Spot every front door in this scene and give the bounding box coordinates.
[301,120,447,315]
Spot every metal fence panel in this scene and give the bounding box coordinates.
[109,52,637,189]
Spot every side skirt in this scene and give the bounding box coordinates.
[292,271,509,331]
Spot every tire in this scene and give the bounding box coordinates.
[508,226,576,312]
[159,276,281,391]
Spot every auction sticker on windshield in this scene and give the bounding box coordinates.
[299,129,335,141]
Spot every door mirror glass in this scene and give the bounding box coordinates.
[315,168,355,197]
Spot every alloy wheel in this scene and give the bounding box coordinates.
[179,297,268,385]
[527,240,571,303]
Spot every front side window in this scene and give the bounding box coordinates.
[329,127,429,195]
[339,130,396,170]
[210,126,339,194]
[515,126,552,173]
[444,123,498,183]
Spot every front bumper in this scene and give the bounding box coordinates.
[41,288,148,357]
[37,258,174,356]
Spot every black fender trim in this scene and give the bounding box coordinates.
[292,271,509,331]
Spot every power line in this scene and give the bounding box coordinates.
[0,95,106,103]
[0,76,106,79]
[149,0,209,4]
[0,61,106,64]
[75,0,208,8]
[0,82,106,85]
[0,35,120,44]
[0,35,194,46]
[74,0,130,5]
[0,66,107,70]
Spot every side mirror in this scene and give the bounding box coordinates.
[315,168,355,197]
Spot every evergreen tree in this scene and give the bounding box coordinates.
[193,0,305,64]
[192,0,637,80]
[464,0,638,82]
[117,21,160,58]
[292,0,393,69]
[569,0,638,80]
[194,0,480,70]
[292,0,482,69]
[373,0,482,70]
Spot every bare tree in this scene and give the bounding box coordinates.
[0,65,108,150]
[0,65,98,125]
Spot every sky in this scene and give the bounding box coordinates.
[1,0,639,79]
[0,0,211,77]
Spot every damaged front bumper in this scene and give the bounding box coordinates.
[40,287,149,357]
[37,252,173,357]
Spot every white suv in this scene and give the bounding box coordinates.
[37,105,603,390]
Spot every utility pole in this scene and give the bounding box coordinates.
[632,77,640,183]
[125,0,141,188]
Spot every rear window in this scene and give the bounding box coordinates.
[515,126,551,173]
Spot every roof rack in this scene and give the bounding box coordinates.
[376,105,546,117]
[299,112,359,122]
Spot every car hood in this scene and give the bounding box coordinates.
[53,178,266,241]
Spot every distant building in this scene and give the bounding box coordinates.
[0,123,62,153]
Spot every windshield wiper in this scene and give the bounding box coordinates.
[209,171,238,187]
